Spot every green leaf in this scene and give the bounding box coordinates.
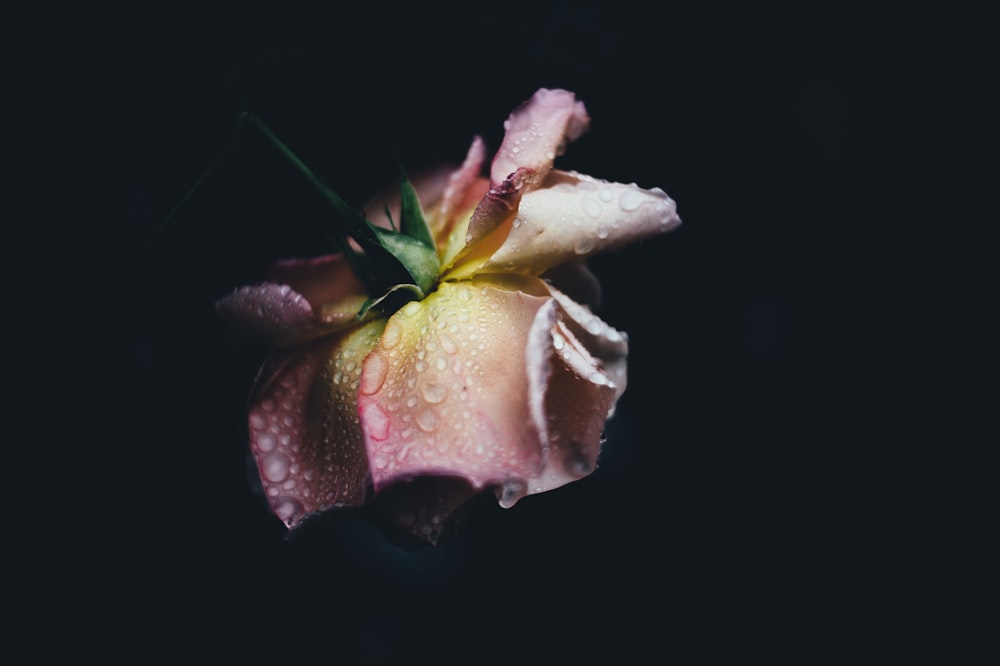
[397,166,435,249]
[373,227,440,294]
[356,283,426,318]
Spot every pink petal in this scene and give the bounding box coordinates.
[216,282,370,347]
[434,135,489,244]
[246,322,385,528]
[527,315,619,496]
[264,254,366,310]
[479,170,682,276]
[357,281,550,496]
[546,283,629,412]
[490,88,590,188]
[362,167,454,232]
[216,255,372,347]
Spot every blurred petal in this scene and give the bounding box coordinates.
[264,254,365,308]
[490,88,590,187]
[480,170,682,276]
[216,282,370,347]
[246,320,385,528]
[435,135,489,244]
[358,280,550,496]
[540,260,603,309]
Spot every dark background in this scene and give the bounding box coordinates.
[97,2,980,662]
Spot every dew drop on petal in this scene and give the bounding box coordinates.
[439,333,457,354]
[416,409,439,432]
[574,236,596,255]
[249,412,266,430]
[421,382,448,404]
[360,352,388,395]
[581,197,602,218]
[257,432,277,453]
[366,404,391,441]
[619,188,643,211]
[498,479,527,509]
[273,497,303,526]
[262,452,290,483]
[381,319,401,349]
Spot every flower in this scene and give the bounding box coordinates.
[216,88,681,544]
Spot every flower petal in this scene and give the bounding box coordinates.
[546,283,629,413]
[216,254,372,347]
[527,314,619,496]
[246,321,385,528]
[490,88,590,187]
[357,280,550,496]
[435,135,489,244]
[479,170,682,276]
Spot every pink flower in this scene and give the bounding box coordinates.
[217,88,681,544]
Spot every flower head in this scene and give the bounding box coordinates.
[217,88,681,544]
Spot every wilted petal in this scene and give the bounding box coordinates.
[490,88,590,187]
[358,280,550,497]
[247,321,385,528]
[480,170,682,276]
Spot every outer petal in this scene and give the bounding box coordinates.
[216,254,371,347]
[526,310,620,496]
[479,170,682,276]
[246,320,385,528]
[546,283,630,414]
[434,135,489,245]
[357,280,550,497]
[490,88,590,187]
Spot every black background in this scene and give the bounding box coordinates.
[69,1,981,662]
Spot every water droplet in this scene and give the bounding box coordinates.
[403,301,421,317]
[416,409,439,432]
[262,452,290,483]
[552,333,565,351]
[619,189,643,211]
[273,497,303,526]
[381,319,402,349]
[574,236,595,254]
[360,352,388,395]
[249,411,266,431]
[597,224,609,239]
[498,479,527,508]
[580,198,602,217]
[365,403,391,441]
[439,332,457,354]
[598,188,614,203]
[421,382,448,404]
[257,432,277,453]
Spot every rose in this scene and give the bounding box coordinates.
[217,88,681,544]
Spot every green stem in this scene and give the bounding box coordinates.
[241,112,378,245]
